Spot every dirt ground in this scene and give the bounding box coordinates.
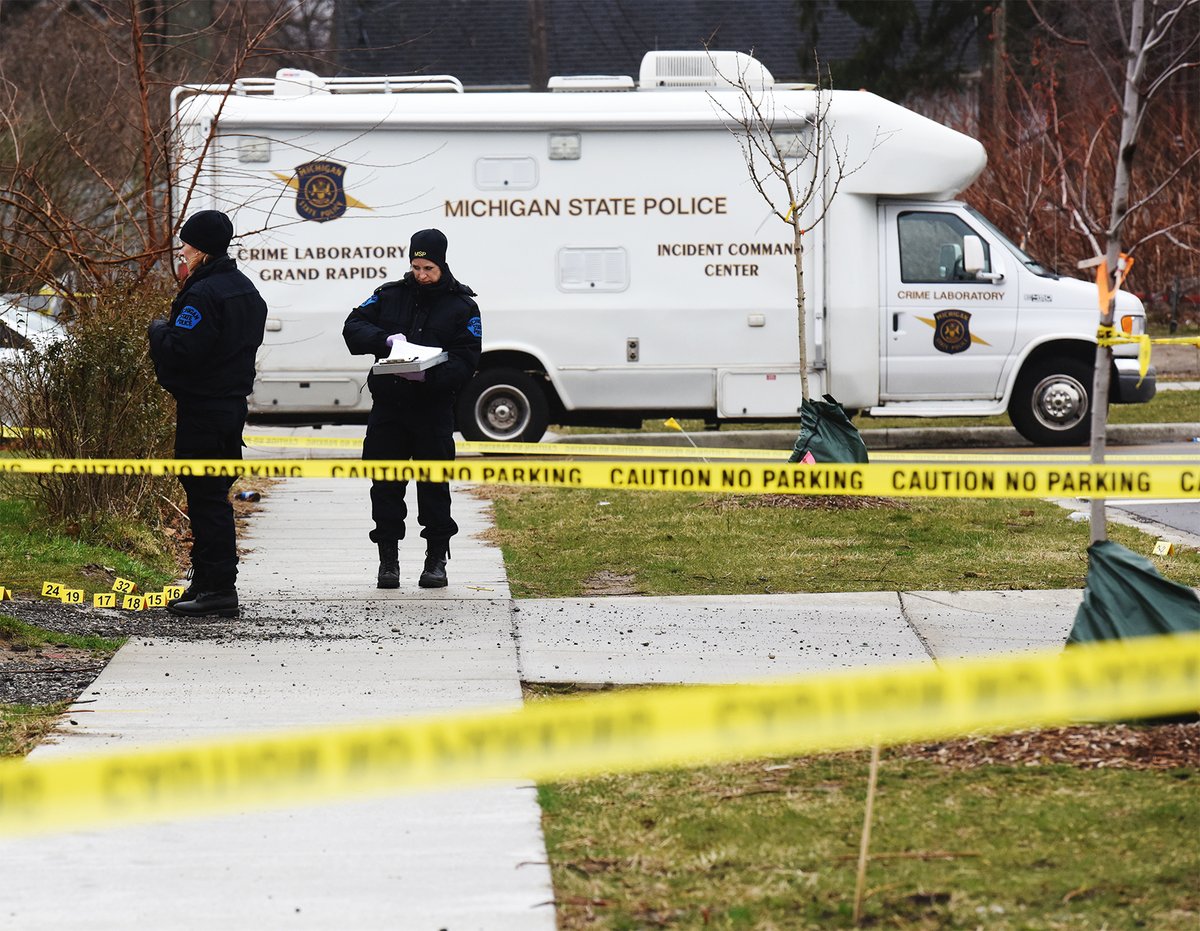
[0,597,252,705]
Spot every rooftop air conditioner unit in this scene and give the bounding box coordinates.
[638,51,774,90]
[272,68,330,97]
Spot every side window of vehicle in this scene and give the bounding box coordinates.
[898,212,990,283]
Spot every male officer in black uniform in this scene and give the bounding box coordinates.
[343,229,482,588]
[149,210,268,617]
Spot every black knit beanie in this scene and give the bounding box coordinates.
[180,210,234,256]
[409,228,448,274]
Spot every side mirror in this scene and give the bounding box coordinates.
[963,234,1005,283]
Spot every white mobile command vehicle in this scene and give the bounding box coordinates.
[169,50,1154,445]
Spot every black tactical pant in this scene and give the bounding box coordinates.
[363,404,458,547]
[175,399,246,590]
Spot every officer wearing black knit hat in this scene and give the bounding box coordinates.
[149,210,268,618]
[409,228,448,269]
[178,210,234,257]
[343,228,482,589]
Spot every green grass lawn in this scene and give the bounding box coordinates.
[1,492,172,759]
[540,749,1199,930]
[0,496,177,597]
[488,486,1200,929]
[486,487,1200,598]
[0,702,71,757]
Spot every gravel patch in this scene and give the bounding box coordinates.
[0,595,506,707]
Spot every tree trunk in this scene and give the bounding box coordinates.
[529,0,548,91]
[1088,0,1146,546]
[794,221,809,401]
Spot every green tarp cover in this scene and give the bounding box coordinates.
[1068,539,1200,643]
[787,395,869,464]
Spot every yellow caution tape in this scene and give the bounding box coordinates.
[472,440,767,460]
[243,434,1198,464]
[243,434,364,449]
[0,426,49,439]
[1,457,1198,499]
[1097,328,1200,385]
[1096,331,1200,349]
[1,632,1196,838]
[243,433,793,460]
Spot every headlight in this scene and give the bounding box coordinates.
[1120,315,1145,335]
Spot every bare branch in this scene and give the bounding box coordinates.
[706,48,877,402]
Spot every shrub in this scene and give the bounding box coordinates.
[0,275,179,542]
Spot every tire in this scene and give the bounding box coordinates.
[456,368,549,443]
[1007,357,1095,446]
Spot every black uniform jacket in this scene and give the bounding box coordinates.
[149,255,268,405]
[342,273,482,433]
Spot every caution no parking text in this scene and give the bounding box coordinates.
[0,458,1198,499]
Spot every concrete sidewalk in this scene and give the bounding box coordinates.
[4,434,1193,928]
[515,589,1086,686]
[5,479,556,931]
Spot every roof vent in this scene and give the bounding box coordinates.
[547,74,635,92]
[272,68,329,97]
[638,51,774,90]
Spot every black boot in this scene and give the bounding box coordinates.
[418,542,448,589]
[167,568,199,608]
[166,583,198,608]
[377,540,400,589]
[168,588,239,618]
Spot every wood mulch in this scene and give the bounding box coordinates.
[890,723,1199,771]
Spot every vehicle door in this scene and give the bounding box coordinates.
[881,205,1018,399]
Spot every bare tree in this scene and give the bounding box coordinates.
[0,0,334,297]
[529,0,549,91]
[0,0,334,534]
[924,2,1199,334]
[1021,0,1200,542]
[708,52,873,401]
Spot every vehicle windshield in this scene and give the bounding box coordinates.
[965,206,1058,278]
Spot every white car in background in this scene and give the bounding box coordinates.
[0,297,68,420]
[1,299,65,356]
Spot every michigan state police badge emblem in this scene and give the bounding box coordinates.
[294,160,348,222]
[932,309,972,355]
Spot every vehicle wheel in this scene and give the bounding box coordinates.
[456,368,549,443]
[1008,357,1095,446]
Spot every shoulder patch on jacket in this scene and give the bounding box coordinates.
[467,316,482,337]
[357,279,403,308]
[175,305,202,329]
